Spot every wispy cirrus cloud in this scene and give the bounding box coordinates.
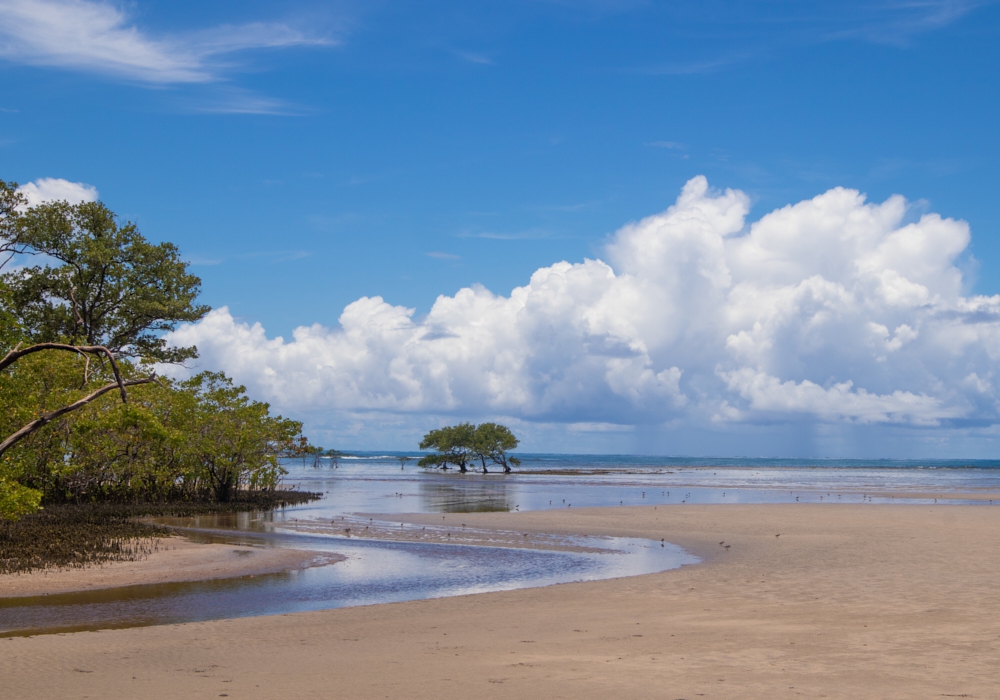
[641,53,752,76]
[455,50,494,65]
[459,227,553,240]
[176,86,312,116]
[183,249,312,267]
[645,141,684,150]
[0,0,333,84]
[827,0,990,46]
[634,1,990,76]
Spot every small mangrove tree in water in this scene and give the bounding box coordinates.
[418,422,521,473]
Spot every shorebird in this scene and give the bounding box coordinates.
[775,534,780,537]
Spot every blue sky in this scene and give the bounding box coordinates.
[4,1,1000,456]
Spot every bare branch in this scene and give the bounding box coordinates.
[81,352,91,388]
[0,377,159,459]
[69,286,85,337]
[0,343,129,403]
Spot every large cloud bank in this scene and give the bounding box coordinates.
[167,177,1000,438]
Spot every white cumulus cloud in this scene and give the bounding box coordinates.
[165,176,1000,443]
[17,177,98,206]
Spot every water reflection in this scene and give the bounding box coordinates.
[10,454,996,637]
[419,480,513,513]
[278,458,1000,519]
[0,532,695,637]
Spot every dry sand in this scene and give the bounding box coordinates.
[0,537,342,598]
[3,503,1000,699]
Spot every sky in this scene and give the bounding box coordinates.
[3,0,1000,457]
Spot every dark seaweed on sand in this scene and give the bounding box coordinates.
[0,491,320,575]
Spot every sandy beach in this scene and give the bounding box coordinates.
[0,537,342,598]
[3,503,999,699]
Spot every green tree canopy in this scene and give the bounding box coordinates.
[473,422,521,473]
[419,422,477,472]
[0,180,310,525]
[7,369,306,506]
[0,180,28,264]
[175,372,304,502]
[419,422,521,474]
[3,196,208,363]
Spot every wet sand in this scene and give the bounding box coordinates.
[0,537,342,598]
[3,503,1000,698]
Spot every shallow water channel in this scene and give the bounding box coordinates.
[0,529,692,637]
[8,454,998,637]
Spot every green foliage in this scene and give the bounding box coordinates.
[3,197,209,362]
[419,422,478,472]
[0,349,90,521]
[473,422,522,473]
[177,372,304,502]
[6,371,306,505]
[0,180,311,525]
[0,476,42,525]
[419,422,521,473]
[0,179,28,260]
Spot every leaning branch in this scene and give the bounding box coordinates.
[0,377,160,459]
[0,343,129,403]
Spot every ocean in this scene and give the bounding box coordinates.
[280,453,1000,517]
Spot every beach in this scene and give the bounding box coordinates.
[3,502,999,699]
[0,537,342,598]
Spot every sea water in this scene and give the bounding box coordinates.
[4,454,997,636]
[278,453,1000,518]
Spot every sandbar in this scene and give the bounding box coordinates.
[0,536,342,598]
[3,503,999,698]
